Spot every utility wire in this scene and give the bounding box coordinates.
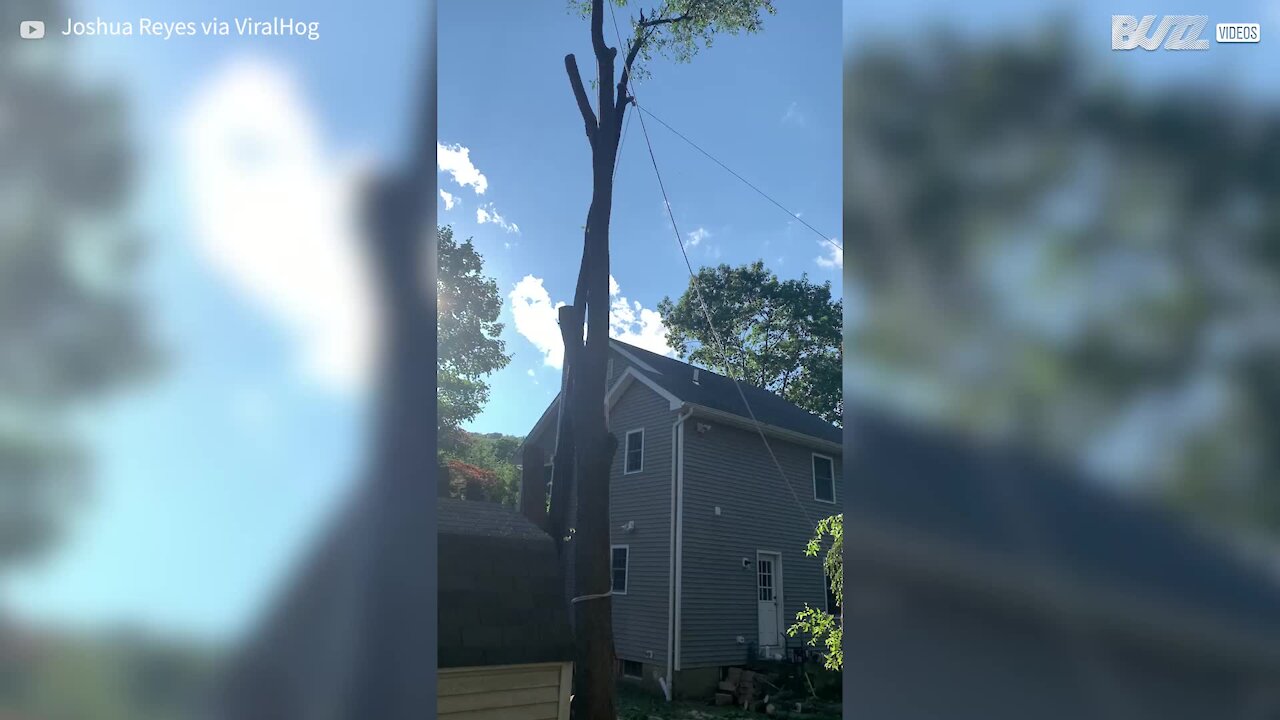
[610,3,819,531]
[633,103,843,253]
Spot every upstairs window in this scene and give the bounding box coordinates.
[624,429,644,474]
[611,545,629,594]
[813,454,835,503]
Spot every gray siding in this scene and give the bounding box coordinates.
[607,382,676,668]
[523,348,665,618]
[679,419,843,669]
[525,347,841,674]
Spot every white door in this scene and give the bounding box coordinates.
[757,552,783,650]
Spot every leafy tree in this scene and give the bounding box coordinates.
[1,0,157,569]
[788,513,842,671]
[440,431,523,506]
[568,0,776,80]
[845,31,1280,537]
[436,225,510,450]
[658,261,843,424]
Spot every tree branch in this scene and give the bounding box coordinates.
[565,54,597,144]
[590,0,609,57]
[638,14,690,28]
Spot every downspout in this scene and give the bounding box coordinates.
[667,405,692,701]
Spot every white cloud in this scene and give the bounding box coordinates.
[509,274,672,369]
[608,275,670,356]
[477,203,519,234]
[782,101,806,127]
[180,57,375,395]
[816,239,843,270]
[527,368,536,377]
[687,226,710,247]
[437,142,488,194]
[439,189,458,210]
[510,275,567,368]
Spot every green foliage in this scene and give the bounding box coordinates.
[845,31,1280,537]
[437,225,510,444]
[439,431,523,506]
[658,261,842,424]
[567,0,776,81]
[788,514,842,671]
[1,0,158,569]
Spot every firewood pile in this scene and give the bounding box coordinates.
[710,666,838,717]
[714,667,778,712]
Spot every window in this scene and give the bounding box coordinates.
[812,454,835,503]
[624,429,644,474]
[621,659,643,678]
[758,557,775,601]
[611,545,629,594]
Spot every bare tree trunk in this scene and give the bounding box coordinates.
[557,1,653,715]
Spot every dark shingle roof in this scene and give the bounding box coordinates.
[612,340,841,445]
[846,409,1280,637]
[437,499,574,668]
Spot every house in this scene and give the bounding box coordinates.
[839,410,1280,719]
[437,498,574,720]
[518,340,843,698]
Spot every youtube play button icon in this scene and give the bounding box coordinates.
[20,20,45,39]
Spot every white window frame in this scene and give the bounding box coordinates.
[812,453,836,504]
[623,429,645,475]
[611,544,630,595]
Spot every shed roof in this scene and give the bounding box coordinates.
[437,499,573,669]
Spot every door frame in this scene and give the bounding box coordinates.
[756,550,785,652]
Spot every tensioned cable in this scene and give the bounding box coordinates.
[633,103,842,254]
[610,2,819,532]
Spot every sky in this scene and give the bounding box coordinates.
[3,0,426,643]
[438,1,843,436]
[3,1,840,643]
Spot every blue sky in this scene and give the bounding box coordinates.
[439,1,842,436]
[4,0,426,642]
[3,1,839,643]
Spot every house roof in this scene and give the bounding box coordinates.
[845,409,1280,659]
[609,340,842,445]
[437,499,573,669]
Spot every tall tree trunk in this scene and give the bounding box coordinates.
[558,1,649,715]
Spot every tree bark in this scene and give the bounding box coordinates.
[558,1,649,716]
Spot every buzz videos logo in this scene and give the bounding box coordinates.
[1113,15,1210,49]
[1112,15,1261,49]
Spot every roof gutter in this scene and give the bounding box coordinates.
[667,404,692,699]
[685,404,842,454]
